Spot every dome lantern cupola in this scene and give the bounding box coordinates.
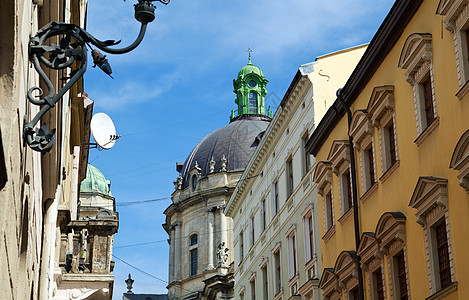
[231,52,272,121]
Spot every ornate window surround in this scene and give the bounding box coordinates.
[313,161,336,240]
[375,212,409,300]
[327,140,353,219]
[398,33,439,142]
[437,0,469,96]
[409,177,457,297]
[367,85,399,180]
[334,251,360,300]
[349,110,377,198]
[319,268,341,300]
[450,129,469,192]
[357,232,386,300]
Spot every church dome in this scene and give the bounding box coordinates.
[237,58,264,79]
[80,163,111,195]
[180,116,270,189]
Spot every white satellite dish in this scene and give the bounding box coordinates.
[90,113,119,149]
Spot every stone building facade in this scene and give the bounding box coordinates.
[163,59,272,300]
[0,0,89,299]
[308,0,469,298]
[54,164,119,299]
[225,46,366,300]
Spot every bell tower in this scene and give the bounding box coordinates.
[231,50,271,121]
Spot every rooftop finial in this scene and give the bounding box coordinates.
[246,47,253,64]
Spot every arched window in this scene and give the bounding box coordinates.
[189,234,198,276]
[249,92,257,113]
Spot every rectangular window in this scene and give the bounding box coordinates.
[325,191,334,230]
[305,214,314,261]
[250,216,255,249]
[288,233,297,278]
[262,265,268,300]
[302,134,310,177]
[261,199,266,231]
[250,278,256,300]
[349,287,359,300]
[273,182,279,216]
[287,159,294,198]
[422,76,434,127]
[395,250,408,300]
[367,147,376,186]
[274,250,281,294]
[190,249,198,276]
[387,123,397,166]
[373,267,385,300]
[342,170,352,212]
[436,221,451,289]
[240,231,244,262]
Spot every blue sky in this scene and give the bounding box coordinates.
[84,0,394,297]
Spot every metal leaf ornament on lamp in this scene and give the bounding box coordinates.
[24,0,169,153]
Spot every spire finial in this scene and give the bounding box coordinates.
[246,47,253,64]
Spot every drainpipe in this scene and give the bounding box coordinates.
[335,88,364,300]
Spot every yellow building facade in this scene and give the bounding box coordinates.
[307,0,469,299]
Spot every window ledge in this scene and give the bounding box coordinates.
[274,289,284,300]
[415,117,439,146]
[322,225,336,243]
[456,80,469,99]
[360,182,378,203]
[288,273,299,286]
[338,207,353,225]
[379,160,400,183]
[426,282,458,300]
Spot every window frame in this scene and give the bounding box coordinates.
[409,177,457,295]
[286,158,294,198]
[438,0,469,94]
[189,234,198,276]
[398,33,438,141]
[272,181,279,216]
[272,243,282,295]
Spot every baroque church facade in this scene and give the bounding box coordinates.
[163,58,272,300]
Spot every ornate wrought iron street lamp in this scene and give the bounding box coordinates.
[24,0,169,153]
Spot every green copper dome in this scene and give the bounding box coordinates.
[237,57,264,79]
[80,164,111,196]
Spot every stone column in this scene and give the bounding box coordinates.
[174,222,182,281]
[169,229,174,282]
[206,208,215,270]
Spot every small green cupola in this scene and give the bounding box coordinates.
[231,55,272,121]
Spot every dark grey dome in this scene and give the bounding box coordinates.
[181,115,270,189]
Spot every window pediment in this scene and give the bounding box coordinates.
[398,33,433,83]
[313,161,333,195]
[319,268,338,297]
[437,0,468,33]
[367,85,395,127]
[357,232,380,270]
[409,176,448,226]
[349,110,373,150]
[334,251,358,286]
[450,129,469,176]
[375,212,406,250]
[327,140,350,174]
[450,130,469,191]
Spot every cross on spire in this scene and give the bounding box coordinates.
[246,47,253,63]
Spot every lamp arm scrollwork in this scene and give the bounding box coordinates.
[24,0,168,153]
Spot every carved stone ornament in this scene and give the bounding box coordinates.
[220,154,227,172]
[217,242,229,266]
[209,156,216,173]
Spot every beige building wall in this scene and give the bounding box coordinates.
[0,0,90,299]
[225,45,366,300]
